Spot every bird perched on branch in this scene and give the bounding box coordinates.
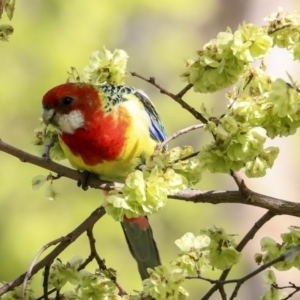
[42,82,166,280]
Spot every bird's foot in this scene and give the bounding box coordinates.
[77,170,91,190]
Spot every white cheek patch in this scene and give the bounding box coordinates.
[56,110,85,134]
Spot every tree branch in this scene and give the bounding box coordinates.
[0,138,116,191]
[1,139,300,218]
[0,206,106,296]
[170,190,300,218]
[42,265,50,300]
[130,72,207,124]
[187,245,300,300]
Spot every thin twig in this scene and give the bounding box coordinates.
[228,245,300,300]
[36,288,56,300]
[55,289,60,300]
[226,71,254,111]
[78,254,94,270]
[86,228,128,296]
[21,236,71,300]
[280,282,300,300]
[219,286,227,300]
[267,24,292,35]
[188,245,300,286]
[176,83,193,98]
[230,170,245,190]
[131,72,207,123]
[176,150,200,162]
[42,136,57,159]
[236,211,276,252]
[86,228,107,270]
[43,265,50,300]
[155,123,204,151]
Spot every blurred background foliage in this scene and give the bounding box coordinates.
[0,0,300,299]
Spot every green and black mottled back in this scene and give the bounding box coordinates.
[98,84,167,146]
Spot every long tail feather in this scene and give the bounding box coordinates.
[121,218,161,280]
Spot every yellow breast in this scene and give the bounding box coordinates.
[59,97,157,182]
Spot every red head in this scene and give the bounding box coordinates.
[42,82,102,133]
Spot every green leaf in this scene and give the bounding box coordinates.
[32,175,47,191]
[45,183,59,201]
[0,24,13,41]
[208,247,240,270]
[5,0,15,20]
[262,270,276,285]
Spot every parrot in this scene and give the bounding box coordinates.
[41,82,167,280]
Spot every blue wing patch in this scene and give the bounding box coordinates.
[135,89,167,147]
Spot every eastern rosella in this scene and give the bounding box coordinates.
[41,82,166,280]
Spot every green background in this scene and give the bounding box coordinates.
[0,1,299,299]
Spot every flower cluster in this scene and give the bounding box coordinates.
[257,226,300,300]
[198,125,279,177]
[266,7,300,60]
[138,227,239,299]
[47,257,83,289]
[180,9,300,178]
[172,227,239,276]
[260,270,288,300]
[255,226,300,271]
[197,61,300,177]
[47,256,122,300]
[172,232,211,274]
[181,22,272,93]
[83,47,128,85]
[104,146,204,221]
[78,270,121,300]
[142,266,189,300]
[199,226,240,270]
[0,284,35,300]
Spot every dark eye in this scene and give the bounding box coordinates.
[61,96,75,106]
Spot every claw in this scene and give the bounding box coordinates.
[77,170,91,190]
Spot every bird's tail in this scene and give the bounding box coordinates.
[121,217,161,280]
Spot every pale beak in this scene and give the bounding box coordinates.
[42,108,55,125]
